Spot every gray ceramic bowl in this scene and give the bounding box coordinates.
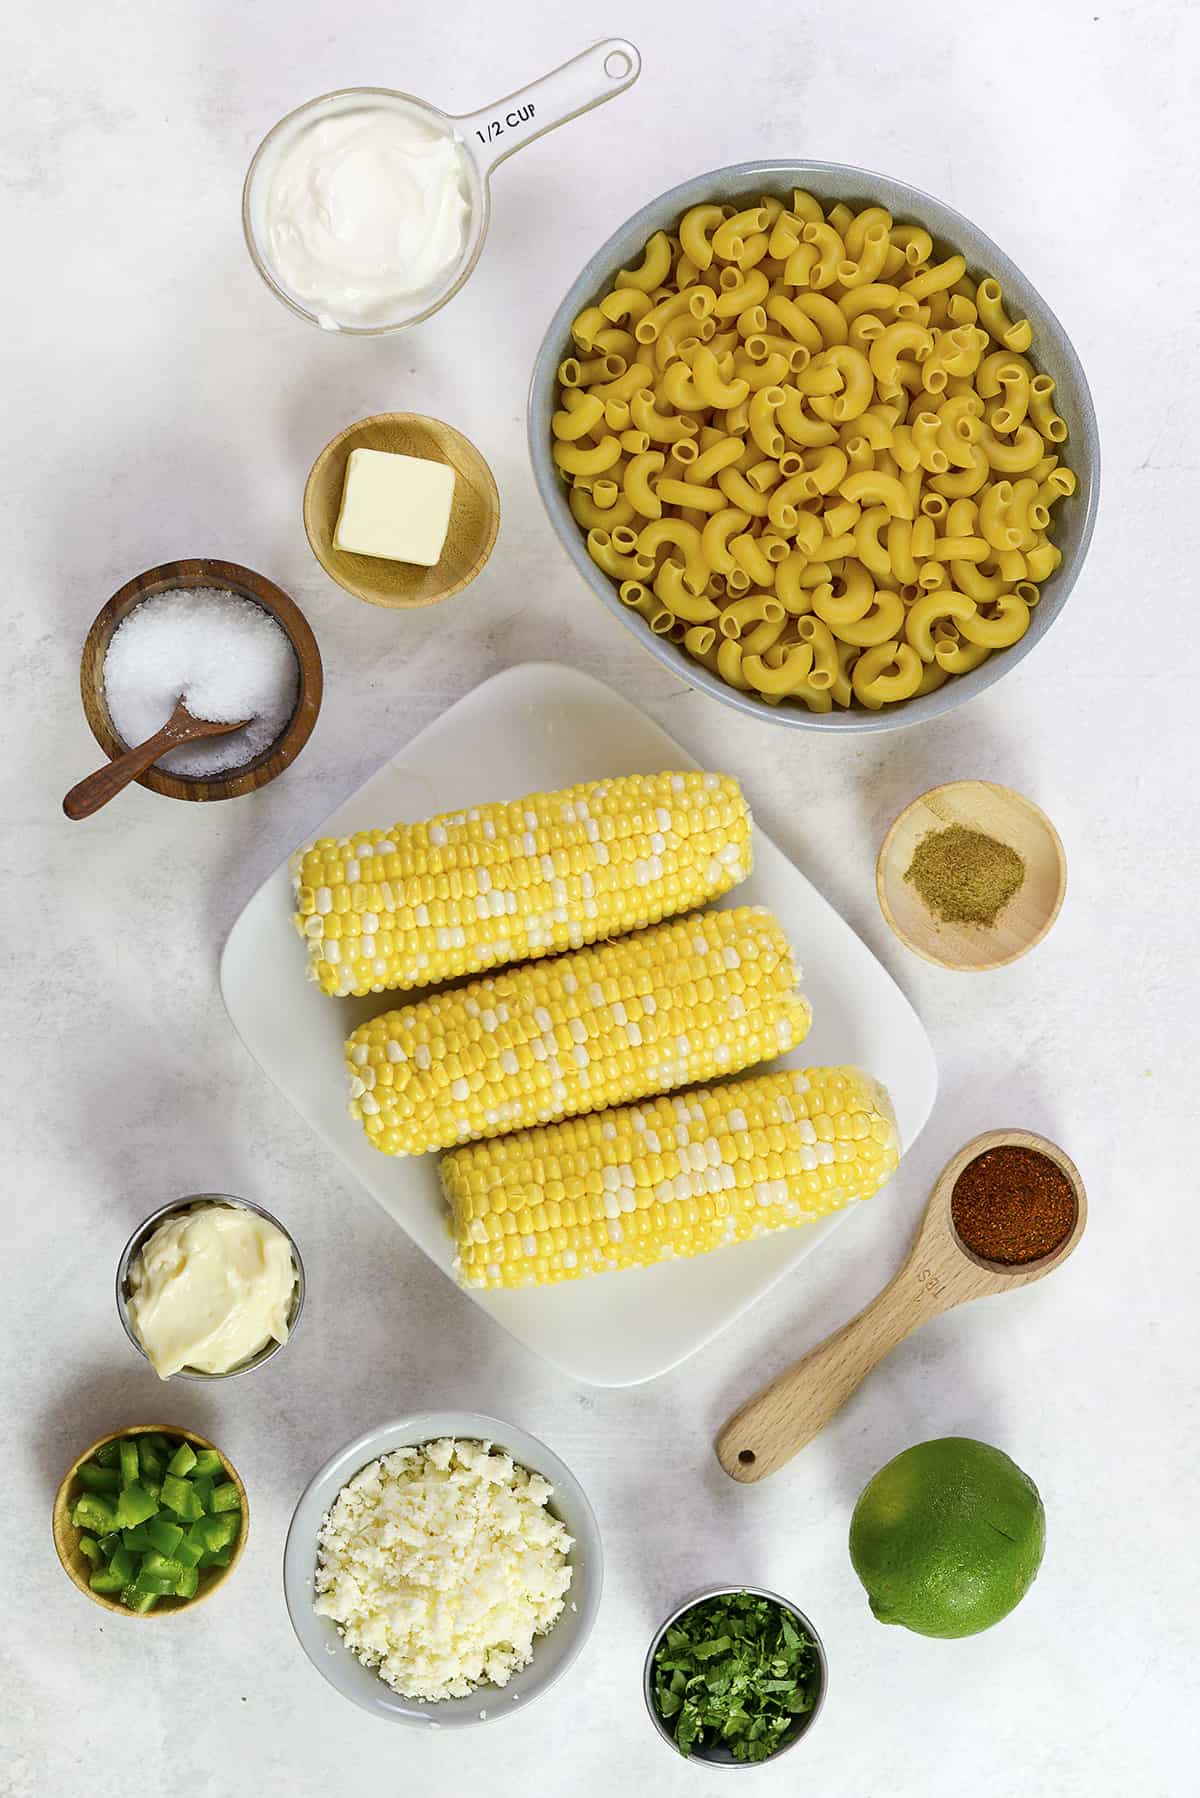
[283,1411,603,1727]
[643,1584,828,1766]
[116,1193,305,1380]
[528,159,1100,732]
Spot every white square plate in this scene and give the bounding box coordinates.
[220,663,936,1386]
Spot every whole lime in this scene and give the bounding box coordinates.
[849,1437,1045,1638]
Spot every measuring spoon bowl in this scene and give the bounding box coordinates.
[716,1128,1087,1482]
[243,39,640,334]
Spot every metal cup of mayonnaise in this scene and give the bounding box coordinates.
[241,39,640,334]
[116,1195,305,1381]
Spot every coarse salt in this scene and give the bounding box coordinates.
[102,587,299,777]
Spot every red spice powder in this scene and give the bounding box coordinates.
[951,1145,1076,1266]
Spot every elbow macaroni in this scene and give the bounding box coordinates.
[554,191,1079,711]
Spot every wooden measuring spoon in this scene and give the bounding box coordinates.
[63,699,250,820]
[716,1129,1086,1483]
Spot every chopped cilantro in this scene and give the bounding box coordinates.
[651,1590,819,1762]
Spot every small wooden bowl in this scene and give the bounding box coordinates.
[876,779,1066,971]
[80,559,323,804]
[304,413,500,610]
[53,1423,248,1616]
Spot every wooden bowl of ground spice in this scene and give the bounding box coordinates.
[876,780,1066,971]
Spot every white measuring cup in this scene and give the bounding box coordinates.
[242,39,641,334]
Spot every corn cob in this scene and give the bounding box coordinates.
[347,907,811,1156]
[441,1067,899,1289]
[292,771,752,998]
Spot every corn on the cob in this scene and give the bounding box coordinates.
[441,1067,899,1289]
[292,771,752,998]
[347,907,811,1156]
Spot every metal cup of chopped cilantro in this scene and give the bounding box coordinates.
[644,1586,827,1765]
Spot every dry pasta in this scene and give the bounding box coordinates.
[552,189,1079,713]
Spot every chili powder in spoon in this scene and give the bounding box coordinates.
[951,1146,1076,1266]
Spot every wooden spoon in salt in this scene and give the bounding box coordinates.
[63,698,250,820]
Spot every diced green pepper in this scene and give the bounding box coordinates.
[119,1439,140,1486]
[108,1546,137,1584]
[138,1438,166,1480]
[134,1570,177,1595]
[97,1531,121,1560]
[166,1441,197,1478]
[114,1481,158,1530]
[193,1512,238,1552]
[78,1535,101,1565]
[140,1551,186,1582]
[121,1523,153,1552]
[94,1440,120,1468]
[190,1448,223,1479]
[210,1482,241,1514]
[191,1476,215,1512]
[142,1478,162,1504]
[211,1546,233,1567]
[89,1567,125,1595]
[174,1564,199,1600]
[161,1475,203,1521]
[121,1584,158,1613]
[146,1517,183,1556]
[77,1462,121,1493]
[174,1534,203,1569]
[71,1493,117,1534]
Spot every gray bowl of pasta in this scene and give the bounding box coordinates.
[527,159,1099,731]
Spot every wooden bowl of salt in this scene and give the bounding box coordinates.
[79,559,323,804]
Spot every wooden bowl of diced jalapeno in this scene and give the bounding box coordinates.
[53,1424,247,1615]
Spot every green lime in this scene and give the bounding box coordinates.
[849,1437,1045,1638]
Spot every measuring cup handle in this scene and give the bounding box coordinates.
[715,1263,942,1482]
[454,38,641,178]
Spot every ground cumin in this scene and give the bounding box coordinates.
[905,824,1025,926]
[951,1146,1076,1265]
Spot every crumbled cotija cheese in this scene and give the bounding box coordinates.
[313,1438,574,1701]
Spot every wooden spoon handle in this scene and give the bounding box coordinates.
[63,720,191,820]
[716,1267,937,1482]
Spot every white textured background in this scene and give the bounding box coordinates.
[4,2,1197,1794]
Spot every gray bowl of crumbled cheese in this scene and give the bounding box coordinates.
[283,1412,603,1727]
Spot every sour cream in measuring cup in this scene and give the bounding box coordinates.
[263,103,473,329]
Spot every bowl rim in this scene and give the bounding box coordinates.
[283,1410,603,1727]
[52,1421,248,1617]
[80,557,323,801]
[527,157,1100,733]
[642,1583,828,1765]
[874,777,1068,969]
[116,1192,306,1380]
[302,411,500,609]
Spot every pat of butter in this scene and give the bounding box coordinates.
[334,447,456,566]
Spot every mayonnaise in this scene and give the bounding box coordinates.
[264,105,472,328]
[127,1204,296,1379]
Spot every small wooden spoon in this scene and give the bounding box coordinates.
[716,1129,1087,1483]
[63,699,250,820]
